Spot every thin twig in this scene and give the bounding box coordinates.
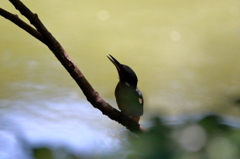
[0,8,45,44]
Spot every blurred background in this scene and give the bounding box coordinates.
[1,0,240,158]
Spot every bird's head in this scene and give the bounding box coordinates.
[107,54,138,88]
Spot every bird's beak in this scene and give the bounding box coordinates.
[107,54,121,71]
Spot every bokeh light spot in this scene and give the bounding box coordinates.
[178,125,206,152]
[170,31,181,41]
[229,6,239,17]
[97,10,110,21]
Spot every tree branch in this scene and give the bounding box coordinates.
[1,0,144,133]
[0,8,45,44]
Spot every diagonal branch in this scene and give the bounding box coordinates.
[2,0,145,133]
[0,8,45,44]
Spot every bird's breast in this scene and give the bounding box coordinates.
[115,82,143,117]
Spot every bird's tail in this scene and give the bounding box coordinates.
[132,116,140,123]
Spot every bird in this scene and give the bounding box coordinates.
[107,54,143,123]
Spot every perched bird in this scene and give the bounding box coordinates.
[107,54,143,123]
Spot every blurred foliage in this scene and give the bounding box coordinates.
[128,114,240,159]
[33,114,240,159]
[33,147,80,159]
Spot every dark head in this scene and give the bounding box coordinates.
[107,54,138,88]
